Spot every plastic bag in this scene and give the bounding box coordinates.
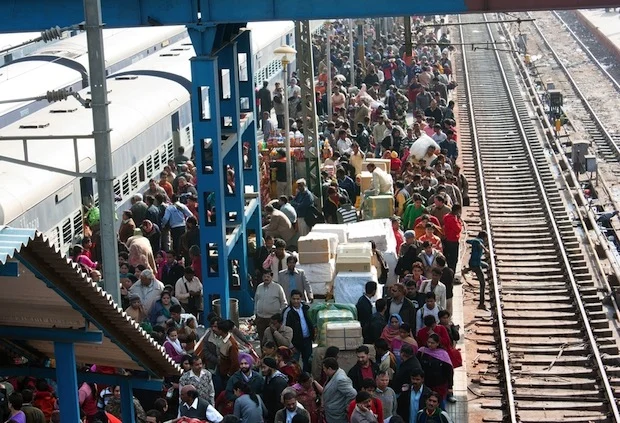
[408,134,440,161]
[308,302,358,326]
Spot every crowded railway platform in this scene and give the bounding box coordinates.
[1,8,620,423]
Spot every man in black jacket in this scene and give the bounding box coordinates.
[396,369,433,422]
[261,357,289,423]
[282,290,315,372]
[366,298,387,345]
[391,344,422,391]
[356,281,376,344]
[384,283,417,330]
[347,345,380,391]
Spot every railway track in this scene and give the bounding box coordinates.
[522,11,620,163]
[459,13,620,423]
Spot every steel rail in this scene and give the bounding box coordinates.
[551,11,620,94]
[482,13,620,421]
[526,11,620,160]
[457,14,518,423]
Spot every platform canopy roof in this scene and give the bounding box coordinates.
[0,0,617,33]
[0,226,181,378]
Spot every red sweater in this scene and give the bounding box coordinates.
[347,397,384,423]
[442,213,462,242]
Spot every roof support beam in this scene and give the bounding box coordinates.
[54,342,80,423]
[0,326,103,344]
[0,366,164,390]
[0,262,19,277]
[1,0,620,32]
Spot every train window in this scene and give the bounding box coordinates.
[113,179,121,198]
[220,69,231,100]
[114,75,138,80]
[130,168,138,190]
[159,53,180,57]
[139,162,146,182]
[154,150,161,170]
[62,218,72,246]
[240,97,250,111]
[160,146,168,166]
[122,174,130,197]
[238,53,248,82]
[166,140,174,162]
[146,157,154,178]
[73,210,83,239]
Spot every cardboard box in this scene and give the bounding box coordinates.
[316,309,355,332]
[336,243,372,258]
[311,224,348,243]
[360,171,373,192]
[325,321,363,350]
[298,235,330,252]
[363,158,391,174]
[299,233,338,257]
[299,251,331,264]
[335,255,372,273]
[364,195,395,220]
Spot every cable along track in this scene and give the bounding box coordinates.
[459,13,620,423]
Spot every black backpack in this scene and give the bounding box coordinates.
[304,205,325,228]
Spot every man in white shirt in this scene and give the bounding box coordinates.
[419,268,447,310]
[336,129,353,156]
[179,385,223,422]
[174,267,203,316]
[350,142,365,175]
[431,124,447,145]
[254,272,287,346]
[416,293,441,334]
[364,163,394,198]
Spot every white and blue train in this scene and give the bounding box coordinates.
[0,21,315,255]
[0,26,187,128]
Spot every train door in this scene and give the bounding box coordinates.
[171,111,181,154]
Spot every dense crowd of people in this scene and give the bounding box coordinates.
[0,15,489,423]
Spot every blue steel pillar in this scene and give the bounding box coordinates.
[237,29,263,290]
[188,23,260,320]
[54,342,80,423]
[188,25,230,320]
[119,378,135,423]
[220,41,253,316]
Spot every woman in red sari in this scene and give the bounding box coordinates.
[276,346,301,386]
[416,334,454,408]
[292,372,321,423]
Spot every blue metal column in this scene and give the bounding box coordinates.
[54,342,80,423]
[220,38,255,316]
[238,30,260,191]
[188,25,230,320]
[237,29,263,289]
[119,378,135,423]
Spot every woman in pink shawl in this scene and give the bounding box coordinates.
[380,314,403,345]
[416,333,454,406]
